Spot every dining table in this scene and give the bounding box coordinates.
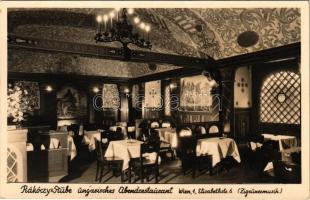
[262,134,299,172]
[104,139,144,171]
[196,137,241,167]
[155,127,178,149]
[262,134,298,151]
[82,130,102,151]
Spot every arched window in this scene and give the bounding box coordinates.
[260,70,300,124]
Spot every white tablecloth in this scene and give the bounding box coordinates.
[156,128,178,148]
[26,136,77,160]
[83,130,101,151]
[196,137,241,167]
[262,134,298,171]
[104,139,143,170]
[262,134,297,151]
[67,135,77,160]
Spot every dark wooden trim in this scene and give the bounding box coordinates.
[8,72,130,84]
[130,68,201,84]
[8,34,215,70]
[216,42,300,68]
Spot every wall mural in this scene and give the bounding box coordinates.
[9,8,300,61]
[102,84,120,109]
[57,85,87,119]
[180,75,213,111]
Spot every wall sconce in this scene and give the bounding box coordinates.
[45,85,53,92]
[92,86,100,93]
[124,88,130,98]
[169,82,177,90]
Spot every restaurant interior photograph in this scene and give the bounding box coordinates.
[6,7,301,184]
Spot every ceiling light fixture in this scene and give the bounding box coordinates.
[94,8,152,59]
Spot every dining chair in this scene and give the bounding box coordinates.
[177,136,212,178]
[127,122,136,139]
[129,139,161,183]
[208,125,221,137]
[108,127,124,141]
[94,139,123,182]
[273,160,301,183]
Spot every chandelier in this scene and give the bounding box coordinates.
[94,8,152,51]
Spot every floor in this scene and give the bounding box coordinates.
[58,145,273,184]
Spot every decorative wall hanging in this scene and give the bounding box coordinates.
[102,84,120,109]
[234,66,252,108]
[57,85,87,119]
[145,80,161,108]
[180,75,213,111]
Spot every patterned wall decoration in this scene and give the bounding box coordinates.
[164,85,171,116]
[145,80,161,108]
[8,8,300,60]
[179,75,219,123]
[14,81,40,109]
[180,75,213,111]
[234,66,252,108]
[102,84,120,109]
[194,8,300,59]
[260,71,300,124]
[8,49,178,78]
[57,85,87,119]
[131,84,140,108]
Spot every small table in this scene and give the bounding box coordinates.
[196,137,241,167]
[262,134,297,151]
[155,128,178,149]
[104,139,143,171]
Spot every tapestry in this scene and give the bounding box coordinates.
[145,80,161,108]
[57,85,87,119]
[15,81,40,109]
[180,75,213,111]
[102,84,120,109]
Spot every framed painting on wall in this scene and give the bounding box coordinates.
[57,85,87,119]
